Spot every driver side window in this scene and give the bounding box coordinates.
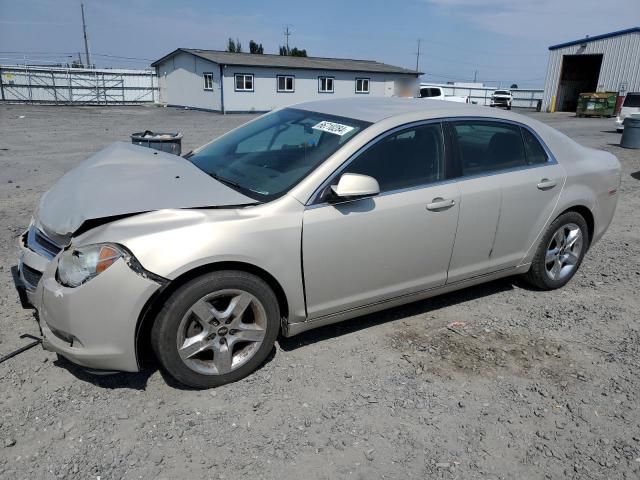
[341,123,444,193]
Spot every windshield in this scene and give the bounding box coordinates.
[494,90,510,95]
[623,93,640,107]
[188,108,370,201]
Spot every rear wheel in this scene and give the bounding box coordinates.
[524,212,589,290]
[151,271,280,388]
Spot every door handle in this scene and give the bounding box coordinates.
[426,197,455,211]
[537,179,557,190]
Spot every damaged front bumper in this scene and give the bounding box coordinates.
[15,230,163,372]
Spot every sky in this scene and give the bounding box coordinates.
[0,0,638,88]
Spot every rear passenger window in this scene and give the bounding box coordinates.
[452,121,526,176]
[521,128,548,164]
[342,123,444,192]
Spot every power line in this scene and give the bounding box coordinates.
[0,51,154,62]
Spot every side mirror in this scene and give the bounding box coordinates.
[330,173,380,200]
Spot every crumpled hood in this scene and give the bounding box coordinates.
[36,142,255,236]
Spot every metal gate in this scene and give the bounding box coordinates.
[0,65,158,104]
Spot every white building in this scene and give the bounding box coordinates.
[151,49,420,113]
[542,27,640,112]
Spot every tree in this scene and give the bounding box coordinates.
[249,40,264,54]
[279,45,307,57]
[227,38,243,53]
[510,83,518,89]
[290,47,307,57]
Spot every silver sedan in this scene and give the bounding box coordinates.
[15,98,621,388]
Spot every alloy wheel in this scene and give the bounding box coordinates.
[544,223,583,281]
[176,289,267,375]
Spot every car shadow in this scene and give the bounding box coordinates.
[278,277,519,352]
[54,344,278,391]
[54,277,523,388]
[53,355,154,390]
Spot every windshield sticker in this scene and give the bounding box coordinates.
[312,121,355,136]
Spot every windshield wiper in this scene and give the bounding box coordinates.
[208,172,270,199]
[208,172,244,189]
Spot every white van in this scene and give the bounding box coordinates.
[616,92,640,132]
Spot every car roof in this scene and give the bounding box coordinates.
[293,97,520,123]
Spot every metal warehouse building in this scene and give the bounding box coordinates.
[542,27,640,112]
[151,48,420,113]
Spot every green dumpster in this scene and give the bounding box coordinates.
[576,92,617,117]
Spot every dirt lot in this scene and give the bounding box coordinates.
[0,104,639,479]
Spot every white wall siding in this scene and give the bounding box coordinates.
[220,66,401,112]
[542,31,640,111]
[156,52,221,111]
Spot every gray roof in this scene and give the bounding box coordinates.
[151,48,421,75]
[293,97,521,123]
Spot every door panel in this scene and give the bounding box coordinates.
[447,120,566,283]
[446,177,501,283]
[491,164,565,268]
[448,165,565,283]
[302,183,460,319]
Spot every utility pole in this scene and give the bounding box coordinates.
[473,70,478,83]
[415,39,422,73]
[81,2,91,68]
[283,25,292,52]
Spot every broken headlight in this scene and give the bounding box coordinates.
[57,243,124,288]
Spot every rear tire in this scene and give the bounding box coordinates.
[524,212,589,290]
[151,271,280,389]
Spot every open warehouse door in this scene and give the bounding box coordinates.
[555,54,603,112]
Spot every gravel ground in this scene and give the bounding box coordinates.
[0,104,639,479]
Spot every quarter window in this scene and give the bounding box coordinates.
[203,72,214,90]
[521,128,548,164]
[451,121,526,176]
[341,123,444,193]
[319,76,334,93]
[277,75,295,92]
[355,78,370,94]
[235,74,254,92]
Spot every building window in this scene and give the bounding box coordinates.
[203,73,214,90]
[235,74,254,92]
[277,75,295,92]
[355,78,370,94]
[318,76,334,93]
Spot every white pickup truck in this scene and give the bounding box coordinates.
[418,85,469,103]
[490,90,513,109]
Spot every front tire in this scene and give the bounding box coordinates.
[524,212,589,290]
[151,271,280,388]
